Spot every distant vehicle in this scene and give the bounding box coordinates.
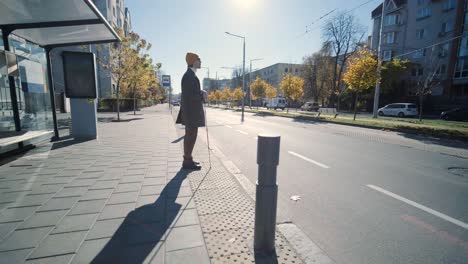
[440,108,468,121]
[301,102,320,111]
[266,97,286,110]
[171,101,180,106]
[378,103,418,117]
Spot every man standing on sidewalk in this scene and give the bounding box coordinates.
[176,52,206,170]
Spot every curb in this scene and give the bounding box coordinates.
[198,128,336,264]
[207,106,468,142]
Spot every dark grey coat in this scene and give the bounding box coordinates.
[176,68,205,127]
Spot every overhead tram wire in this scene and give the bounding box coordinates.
[392,32,468,59]
[297,0,379,38]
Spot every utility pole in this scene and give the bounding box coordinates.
[372,0,385,118]
[249,58,264,108]
[242,39,246,122]
[225,32,246,122]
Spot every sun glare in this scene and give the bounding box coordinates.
[234,0,256,9]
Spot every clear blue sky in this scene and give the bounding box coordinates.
[126,0,380,93]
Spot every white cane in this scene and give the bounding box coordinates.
[204,103,212,169]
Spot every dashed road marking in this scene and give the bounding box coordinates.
[367,184,468,230]
[237,130,248,135]
[225,125,233,128]
[288,151,330,169]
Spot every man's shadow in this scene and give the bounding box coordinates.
[91,169,189,263]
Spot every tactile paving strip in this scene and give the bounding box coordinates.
[199,209,254,233]
[203,227,302,264]
[187,148,303,263]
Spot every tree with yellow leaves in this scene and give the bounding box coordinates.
[219,88,231,107]
[265,84,277,100]
[233,87,243,105]
[343,49,379,120]
[250,77,268,109]
[280,74,304,112]
[213,90,222,105]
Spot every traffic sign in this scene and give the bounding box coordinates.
[162,75,171,87]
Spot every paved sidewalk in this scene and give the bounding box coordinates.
[0,105,304,263]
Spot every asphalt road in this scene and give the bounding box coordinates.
[189,106,468,264]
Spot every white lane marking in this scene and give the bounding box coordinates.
[288,151,330,169]
[237,130,248,135]
[367,184,468,230]
[225,125,233,128]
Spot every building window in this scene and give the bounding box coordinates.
[441,20,454,33]
[413,48,426,58]
[384,14,399,26]
[385,32,395,44]
[417,7,432,19]
[108,0,111,7]
[459,36,468,56]
[113,7,116,17]
[417,0,425,5]
[464,13,468,31]
[442,0,456,11]
[440,43,449,57]
[455,58,468,78]
[383,50,392,61]
[436,64,447,76]
[285,68,288,73]
[416,29,425,39]
[418,68,424,76]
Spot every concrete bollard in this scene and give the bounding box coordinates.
[254,134,280,255]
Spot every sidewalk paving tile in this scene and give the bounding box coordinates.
[0,206,39,223]
[166,246,210,264]
[98,203,135,220]
[0,227,53,252]
[51,213,99,234]
[167,209,200,228]
[37,197,80,212]
[140,185,164,196]
[107,191,139,205]
[18,210,67,229]
[8,194,54,208]
[0,248,33,264]
[89,180,119,190]
[165,225,204,252]
[115,183,141,193]
[86,218,125,240]
[54,187,88,198]
[71,237,110,264]
[80,189,113,201]
[25,254,74,264]
[68,199,106,216]
[27,231,87,259]
[0,222,19,240]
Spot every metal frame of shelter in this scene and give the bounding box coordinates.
[0,0,120,140]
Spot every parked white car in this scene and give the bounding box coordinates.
[378,103,419,117]
[266,97,287,110]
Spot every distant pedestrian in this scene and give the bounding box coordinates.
[176,52,207,170]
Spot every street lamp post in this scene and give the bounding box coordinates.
[249,58,263,108]
[372,0,385,118]
[225,32,246,122]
